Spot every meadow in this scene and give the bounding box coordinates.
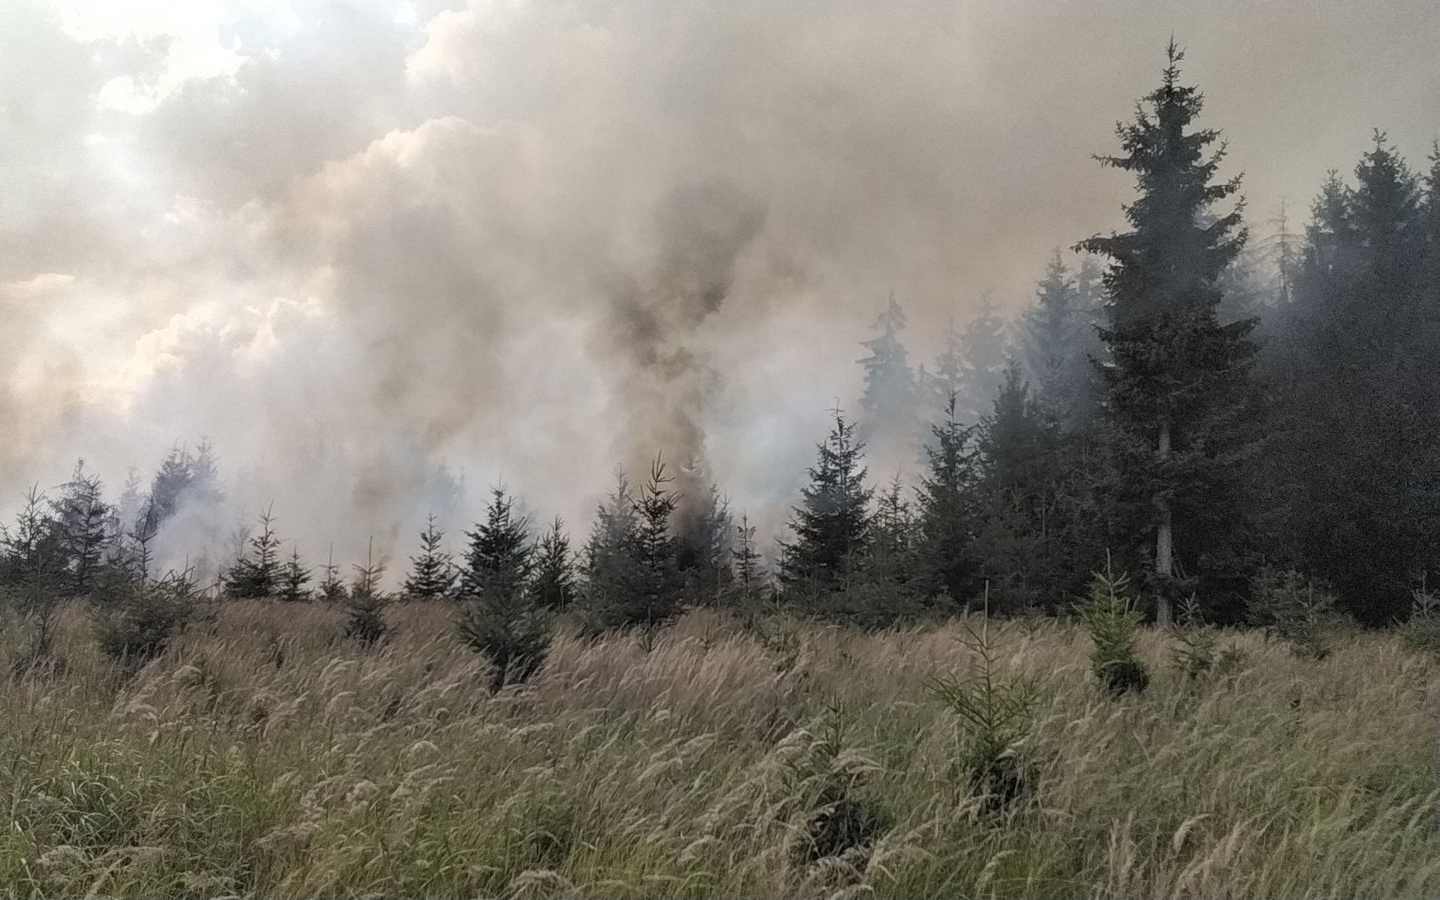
[1,601,1437,898]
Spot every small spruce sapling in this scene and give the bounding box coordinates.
[785,701,890,865]
[1170,595,1217,680]
[529,517,575,613]
[1400,582,1440,657]
[279,546,311,603]
[92,566,204,672]
[1080,561,1150,696]
[926,585,1039,813]
[344,540,389,646]
[403,513,457,600]
[1170,594,1248,683]
[318,545,347,604]
[1250,567,1340,660]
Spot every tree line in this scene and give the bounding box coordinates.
[4,43,1440,678]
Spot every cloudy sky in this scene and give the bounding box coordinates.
[2,0,1437,564]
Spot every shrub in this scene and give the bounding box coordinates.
[1400,586,1440,657]
[92,570,203,671]
[6,581,65,678]
[1250,568,1341,660]
[926,607,1039,813]
[1170,595,1248,685]
[456,592,551,693]
[1080,564,1149,697]
[783,703,890,865]
[1170,595,1217,680]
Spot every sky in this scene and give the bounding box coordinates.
[1,0,1437,569]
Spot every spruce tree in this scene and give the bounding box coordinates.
[279,546,311,602]
[780,408,873,593]
[924,316,966,420]
[51,460,111,598]
[628,455,685,627]
[1270,199,1301,307]
[1077,41,1257,625]
[2,485,61,591]
[148,445,193,525]
[460,487,532,601]
[958,294,1010,423]
[224,507,283,599]
[1022,253,1102,428]
[582,471,640,619]
[128,498,160,584]
[318,544,347,604]
[530,517,575,612]
[674,481,733,605]
[1268,136,1436,623]
[1425,142,1440,278]
[455,491,550,690]
[916,394,979,606]
[727,513,766,611]
[858,294,918,449]
[345,539,389,645]
[115,470,145,540]
[4,486,65,664]
[972,363,1065,613]
[866,473,918,593]
[403,513,457,600]
[1023,254,1075,406]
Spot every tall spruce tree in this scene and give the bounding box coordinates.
[127,499,160,584]
[149,446,194,525]
[115,470,145,540]
[404,513,457,600]
[51,460,111,598]
[958,294,1010,423]
[866,473,919,595]
[1022,252,1102,427]
[1077,41,1257,625]
[674,481,733,605]
[1267,135,1437,623]
[926,315,966,418]
[460,487,532,602]
[530,517,575,612]
[972,363,1067,613]
[780,408,873,592]
[456,491,551,690]
[1425,142,1440,277]
[916,394,980,605]
[858,294,918,453]
[629,455,685,627]
[582,471,640,617]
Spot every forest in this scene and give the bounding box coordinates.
[4,40,1440,898]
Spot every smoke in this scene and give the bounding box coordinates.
[4,0,1439,569]
[600,180,766,514]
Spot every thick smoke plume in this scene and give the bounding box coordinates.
[603,180,766,517]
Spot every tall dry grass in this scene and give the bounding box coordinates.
[1,601,1437,898]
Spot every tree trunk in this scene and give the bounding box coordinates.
[1155,418,1174,627]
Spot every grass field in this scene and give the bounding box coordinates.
[2,601,1438,898]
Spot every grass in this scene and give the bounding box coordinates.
[1,601,1438,897]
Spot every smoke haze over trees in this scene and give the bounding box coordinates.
[2,3,1440,624]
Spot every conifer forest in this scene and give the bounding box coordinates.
[4,3,1440,896]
